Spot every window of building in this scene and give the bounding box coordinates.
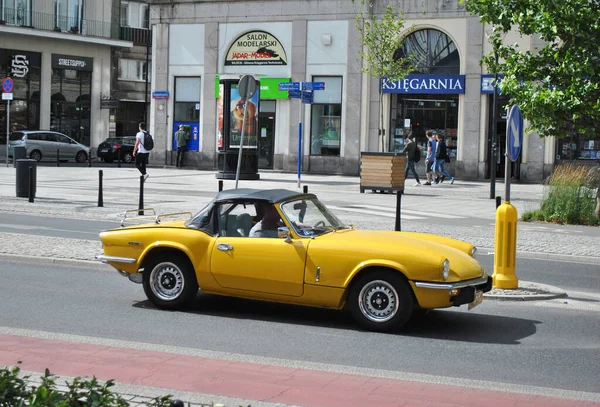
[115,101,146,137]
[118,59,147,81]
[310,76,342,156]
[54,0,84,33]
[0,0,31,26]
[557,133,600,161]
[396,29,460,75]
[174,77,201,122]
[120,1,149,29]
[50,68,92,146]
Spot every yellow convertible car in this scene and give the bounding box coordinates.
[96,188,492,332]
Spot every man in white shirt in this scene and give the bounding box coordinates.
[133,121,150,181]
[249,204,281,238]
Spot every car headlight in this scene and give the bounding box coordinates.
[442,259,450,280]
[471,246,477,258]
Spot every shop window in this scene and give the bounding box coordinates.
[397,29,460,75]
[174,77,200,122]
[54,0,84,33]
[0,0,31,26]
[310,76,342,156]
[50,68,92,146]
[118,59,147,81]
[120,1,149,29]
[558,134,600,161]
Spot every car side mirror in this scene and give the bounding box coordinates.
[278,226,292,242]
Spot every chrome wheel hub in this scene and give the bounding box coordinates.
[358,280,399,323]
[150,263,184,301]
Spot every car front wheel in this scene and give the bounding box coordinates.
[142,254,199,310]
[349,270,414,332]
[30,150,42,162]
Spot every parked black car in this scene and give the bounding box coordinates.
[97,137,136,163]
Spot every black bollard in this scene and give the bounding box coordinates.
[118,148,121,168]
[394,190,402,231]
[98,170,104,207]
[495,195,502,209]
[88,150,92,167]
[218,180,223,192]
[56,149,60,167]
[138,175,144,216]
[303,185,308,194]
[28,166,34,203]
[170,400,185,407]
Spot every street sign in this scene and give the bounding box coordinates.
[278,82,300,91]
[301,90,313,104]
[2,78,13,93]
[288,90,301,99]
[238,74,257,99]
[302,81,325,91]
[151,91,169,99]
[507,105,523,162]
[2,93,12,100]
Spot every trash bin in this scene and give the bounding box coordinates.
[13,146,27,168]
[16,159,36,198]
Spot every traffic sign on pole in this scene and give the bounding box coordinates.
[2,78,14,93]
[302,82,325,91]
[301,90,313,104]
[507,105,523,162]
[278,82,300,91]
[288,90,301,99]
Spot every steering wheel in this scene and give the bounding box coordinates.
[314,220,326,227]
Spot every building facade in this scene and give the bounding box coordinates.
[0,0,135,151]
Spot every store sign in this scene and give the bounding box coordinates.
[11,55,30,78]
[225,30,288,66]
[481,74,504,94]
[0,49,41,78]
[52,54,93,71]
[259,77,290,99]
[381,75,466,94]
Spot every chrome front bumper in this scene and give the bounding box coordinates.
[95,254,137,264]
[413,274,491,290]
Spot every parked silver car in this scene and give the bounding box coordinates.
[8,130,90,163]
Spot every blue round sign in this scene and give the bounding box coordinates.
[2,78,14,93]
[507,105,523,162]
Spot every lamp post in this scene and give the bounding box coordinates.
[490,48,499,200]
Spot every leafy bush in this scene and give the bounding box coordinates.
[522,164,599,226]
[0,364,185,407]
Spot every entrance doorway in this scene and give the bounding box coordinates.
[486,95,520,179]
[258,100,275,169]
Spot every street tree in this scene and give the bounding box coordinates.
[461,0,600,140]
[353,2,414,151]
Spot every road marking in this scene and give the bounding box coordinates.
[350,204,466,219]
[0,223,99,235]
[327,205,425,220]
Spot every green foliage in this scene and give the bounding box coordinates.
[521,164,599,225]
[462,0,600,138]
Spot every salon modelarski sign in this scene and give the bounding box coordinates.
[225,30,288,66]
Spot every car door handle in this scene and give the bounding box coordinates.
[217,243,233,252]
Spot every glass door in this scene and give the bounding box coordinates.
[258,100,275,169]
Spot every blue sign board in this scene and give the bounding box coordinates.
[278,82,300,91]
[303,82,325,91]
[2,78,13,93]
[288,90,301,99]
[481,74,504,94]
[173,121,200,151]
[301,90,313,104]
[381,75,466,94]
[507,105,523,162]
[152,91,169,99]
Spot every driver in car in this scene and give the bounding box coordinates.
[249,204,281,238]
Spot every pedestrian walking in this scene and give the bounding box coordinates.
[175,125,190,168]
[402,134,421,186]
[433,133,454,184]
[424,130,437,185]
[133,122,151,181]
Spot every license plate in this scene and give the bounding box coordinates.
[468,289,484,310]
[100,148,108,153]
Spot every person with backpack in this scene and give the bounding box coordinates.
[133,121,153,181]
[433,133,454,184]
[402,134,422,186]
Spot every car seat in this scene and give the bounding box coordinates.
[236,213,253,237]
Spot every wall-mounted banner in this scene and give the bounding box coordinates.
[225,30,288,66]
[0,49,41,79]
[381,75,466,94]
[481,74,504,94]
[52,54,93,71]
[259,77,290,99]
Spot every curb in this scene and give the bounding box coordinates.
[0,253,106,270]
[479,247,600,265]
[484,280,567,302]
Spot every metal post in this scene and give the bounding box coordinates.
[138,175,144,216]
[495,195,501,209]
[505,116,511,203]
[303,185,308,194]
[394,191,402,231]
[218,180,223,192]
[5,99,9,167]
[490,50,499,199]
[297,82,303,188]
[234,86,251,189]
[144,44,150,123]
[118,148,121,168]
[56,149,60,167]
[28,166,34,203]
[98,170,103,207]
[88,149,92,167]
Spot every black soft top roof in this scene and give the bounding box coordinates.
[214,188,315,204]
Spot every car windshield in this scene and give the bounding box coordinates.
[280,197,347,237]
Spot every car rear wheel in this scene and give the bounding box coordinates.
[75,150,87,163]
[30,150,42,162]
[122,152,133,163]
[142,254,199,310]
[349,270,414,332]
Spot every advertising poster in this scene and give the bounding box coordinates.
[217,83,224,150]
[229,84,259,149]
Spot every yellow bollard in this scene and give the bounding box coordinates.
[493,202,519,289]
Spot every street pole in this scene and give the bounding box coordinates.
[5,99,10,167]
[234,85,251,189]
[489,49,498,199]
[297,82,303,188]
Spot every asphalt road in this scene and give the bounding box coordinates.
[1,258,598,395]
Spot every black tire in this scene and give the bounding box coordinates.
[75,150,87,163]
[103,157,113,163]
[348,270,414,332]
[30,150,42,162]
[142,253,199,310]
[122,152,133,163]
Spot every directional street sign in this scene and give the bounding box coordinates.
[278,82,300,91]
[288,90,301,99]
[302,82,325,91]
[2,78,13,93]
[507,105,523,162]
[1,93,12,100]
[301,90,313,104]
